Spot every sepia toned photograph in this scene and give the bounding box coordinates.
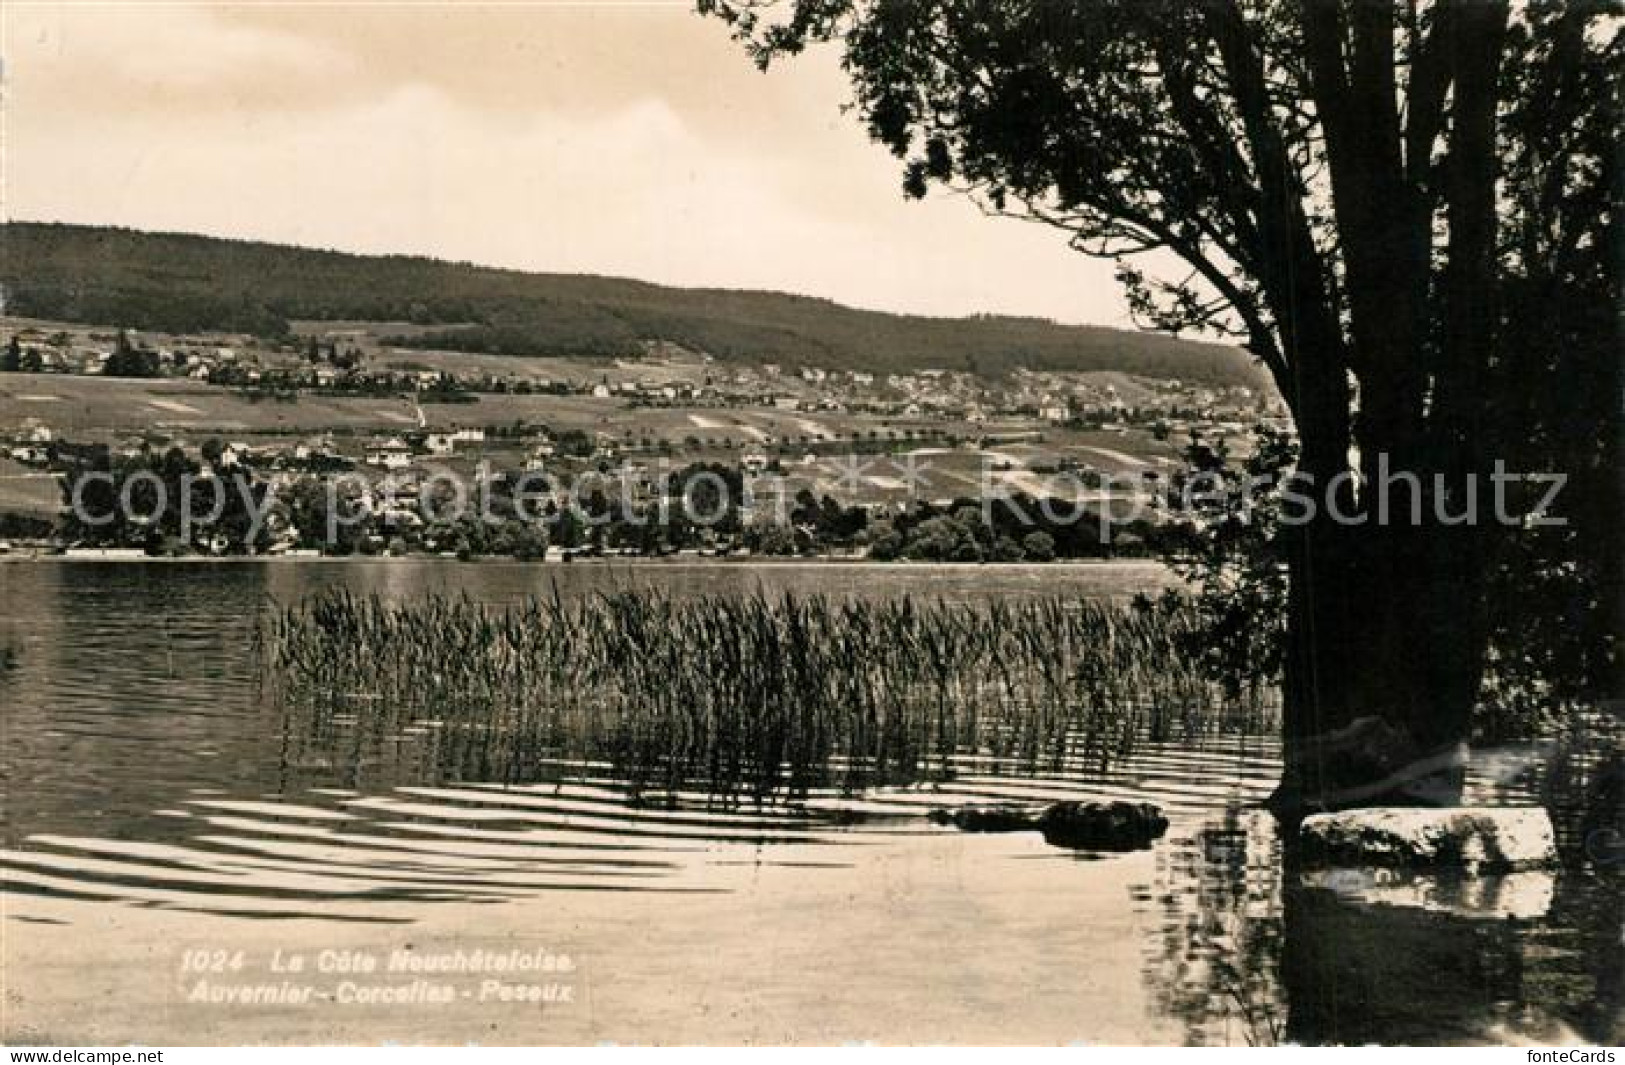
[0,0,1619,1050]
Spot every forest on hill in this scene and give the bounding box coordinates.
[1,222,1265,387]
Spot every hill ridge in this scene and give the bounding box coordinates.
[0,221,1265,388]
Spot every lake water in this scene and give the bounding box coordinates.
[1,560,1618,1045]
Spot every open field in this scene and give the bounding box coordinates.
[0,373,717,439]
[0,369,1185,520]
[362,345,714,388]
[0,373,431,434]
[0,458,60,515]
[0,372,1184,458]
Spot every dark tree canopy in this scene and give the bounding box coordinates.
[703,0,1616,458]
[703,0,1622,807]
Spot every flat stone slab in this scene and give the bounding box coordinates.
[1300,806,1557,873]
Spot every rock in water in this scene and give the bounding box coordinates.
[1269,715,1469,812]
[926,805,1044,833]
[926,800,1169,850]
[1037,801,1169,851]
[1300,806,1557,873]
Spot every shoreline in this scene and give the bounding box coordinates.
[0,551,1170,570]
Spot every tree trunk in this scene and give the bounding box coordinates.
[1274,511,1485,814]
[1276,0,1509,817]
[1270,356,1487,813]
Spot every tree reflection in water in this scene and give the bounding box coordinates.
[1139,806,1286,1046]
[1142,797,1621,1045]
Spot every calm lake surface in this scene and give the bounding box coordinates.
[1,559,1618,1045]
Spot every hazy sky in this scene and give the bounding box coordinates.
[2,2,1126,324]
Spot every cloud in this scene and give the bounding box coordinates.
[2,3,1128,324]
[5,5,363,116]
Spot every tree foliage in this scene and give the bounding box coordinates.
[702,0,1622,798]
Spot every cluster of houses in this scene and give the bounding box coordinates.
[4,320,1276,434]
[627,363,1275,430]
[363,427,488,469]
[3,326,253,379]
[2,422,57,465]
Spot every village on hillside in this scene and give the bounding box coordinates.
[0,315,1286,560]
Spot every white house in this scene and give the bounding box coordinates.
[366,438,413,470]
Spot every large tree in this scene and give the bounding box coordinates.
[702,0,1622,809]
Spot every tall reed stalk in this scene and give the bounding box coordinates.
[260,588,1276,804]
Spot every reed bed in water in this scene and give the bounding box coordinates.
[260,588,1276,804]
